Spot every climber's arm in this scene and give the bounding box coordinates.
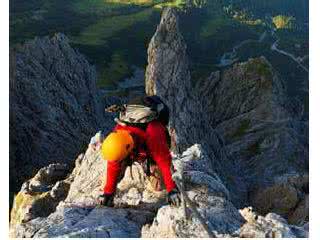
[102,124,146,194]
[102,124,124,194]
[103,160,122,194]
[146,121,176,193]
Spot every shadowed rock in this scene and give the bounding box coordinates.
[145,8,308,213]
[10,33,110,195]
[10,7,308,238]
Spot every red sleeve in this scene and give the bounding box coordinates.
[113,124,122,131]
[103,124,147,194]
[103,160,122,194]
[102,125,123,194]
[146,121,176,193]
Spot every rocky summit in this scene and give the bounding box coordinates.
[10,8,308,238]
[9,144,308,238]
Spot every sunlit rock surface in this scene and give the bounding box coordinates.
[10,144,307,238]
[239,207,308,238]
[10,7,308,238]
[145,8,308,212]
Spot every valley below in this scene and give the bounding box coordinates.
[9,0,309,238]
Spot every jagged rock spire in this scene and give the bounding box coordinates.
[146,8,190,97]
[145,8,308,211]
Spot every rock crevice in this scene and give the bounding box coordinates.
[10,7,308,238]
[10,33,113,197]
[145,8,308,211]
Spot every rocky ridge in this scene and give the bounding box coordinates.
[10,33,113,196]
[10,144,308,238]
[10,8,308,238]
[145,7,308,216]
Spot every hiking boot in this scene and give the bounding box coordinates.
[167,188,181,207]
[98,193,114,207]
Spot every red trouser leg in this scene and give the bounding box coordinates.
[103,160,123,194]
[146,121,176,193]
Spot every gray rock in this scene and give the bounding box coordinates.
[207,59,308,206]
[145,7,308,212]
[10,164,71,232]
[10,141,308,238]
[11,142,245,238]
[10,33,111,193]
[239,207,308,238]
[50,181,70,199]
[27,163,69,192]
[251,173,309,221]
[145,8,246,206]
[288,194,309,225]
[10,142,166,238]
[142,145,244,238]
[10,7,308,238]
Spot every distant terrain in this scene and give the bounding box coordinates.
[9,8,309,237]
[10,0,308,102]
[9,0,309,215]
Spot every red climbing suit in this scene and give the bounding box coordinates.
[103,120,176,194]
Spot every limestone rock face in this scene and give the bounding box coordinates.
[204,59,308,209]
[10,144,165,238]
[142,145,244,238]
[10,144,243,238]
[251,173,309,223]
[10,6,308,239]
[11,205,155,238]
[10,163,71,229]
[288,194,309,225]
[10,33,110,192]
[145,7,238,205]
[145,8,308,213]
[239,207,308,238]
[10,143,307,238]
[146,8,206,153]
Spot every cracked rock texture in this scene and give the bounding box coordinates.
[239,207,308,238]
[10,163,71,226]
[9,33,111,195]
[10,7,308,238]
[10,143,242,238]
[10,144,307,238]
[142,145,244,238]
[9,140,166,238]
[145,8,308,214]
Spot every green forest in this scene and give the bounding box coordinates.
[10,0,308,98]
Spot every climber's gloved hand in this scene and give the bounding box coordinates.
[167,188,181,207]
[90,131,103,151]
[98,193,114,207]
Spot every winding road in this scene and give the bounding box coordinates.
[216,30,309,73]
[271,40,308,72]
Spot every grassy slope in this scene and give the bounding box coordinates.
[71,7,155,46]
[10,0,308,89]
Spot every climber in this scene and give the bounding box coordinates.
[91,95,181,208]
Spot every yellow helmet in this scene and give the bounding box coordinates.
[101,130,134,162]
